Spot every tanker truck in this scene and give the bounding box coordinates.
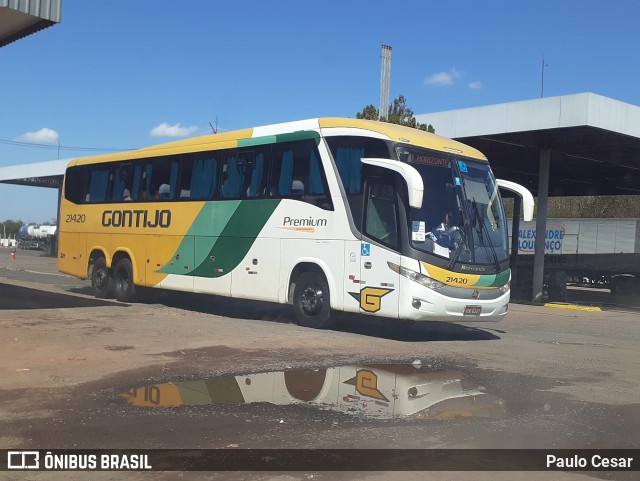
[17,224,58,256]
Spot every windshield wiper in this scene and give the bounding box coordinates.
[471,199,501,273]
[447,177,475,269]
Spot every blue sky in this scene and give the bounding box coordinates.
[1,0,639,224]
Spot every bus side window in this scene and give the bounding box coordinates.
[177,156,192,199]
[269,140,333,210]
[364,180,399,250]
[244,146,270,199]
[191,157,218,199]
[326,136,390,195]
[64,165,88,204]
[112,164,134,202]
[88,167,111,203]
[220,151,242,199]
[143,158,178,201]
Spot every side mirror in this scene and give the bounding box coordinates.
[496,179,535,221]
[361,158,424,208]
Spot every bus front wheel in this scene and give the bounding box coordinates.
[113,258,137,302]
[91,257,112,298]
[293,271,333,329]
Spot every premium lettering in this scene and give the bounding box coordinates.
[283,216,327,227]
[102,209,171,228]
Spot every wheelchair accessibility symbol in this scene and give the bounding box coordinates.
[361,243,371,256]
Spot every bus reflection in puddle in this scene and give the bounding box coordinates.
[120,364,505,420]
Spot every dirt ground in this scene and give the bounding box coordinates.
[0,249,638,481]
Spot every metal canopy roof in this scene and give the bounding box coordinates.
[0,0,61,48]
[0,159,69,188]
[416,93,640,197]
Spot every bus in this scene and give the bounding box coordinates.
[58,118,533,328]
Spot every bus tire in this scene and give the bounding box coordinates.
[112,258,137,302]
[293,271,333,329]
[91,257,112,299]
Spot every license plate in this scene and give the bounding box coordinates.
[464,305,482,316]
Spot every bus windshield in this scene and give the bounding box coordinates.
[396,146,508,267]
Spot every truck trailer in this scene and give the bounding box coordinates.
[508,218,640,300]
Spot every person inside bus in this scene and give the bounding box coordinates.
[152,183,170,200]
[430,211,456,249]
[291,180,305,196]
[435,211,453,232]
[123,189,132,201]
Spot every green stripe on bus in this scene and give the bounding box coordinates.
[176,381,216,406]
[238,135,277,147]
[157,201,241,275]
[237,131,320,148]
[187,199,281,278]
[474,269,511,287]
[205,377,245,404]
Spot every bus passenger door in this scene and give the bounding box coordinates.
[358,178,400,319]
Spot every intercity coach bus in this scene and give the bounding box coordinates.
[58,118,533,328]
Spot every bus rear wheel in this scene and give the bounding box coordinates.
[293,271,333,329]
[113,258,137,302]
[91,257,112,298]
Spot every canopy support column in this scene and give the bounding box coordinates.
[532,148,550,303]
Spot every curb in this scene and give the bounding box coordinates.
[544,302,602,312]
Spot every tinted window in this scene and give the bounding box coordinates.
[220,147,270,199]
[179,155,219,200]
[141,158,178,201]
[112,163,135,202]
[326,136,390,195]
[269,139,332,210]
[64,166,88,204]
[88,168,111,203]
[364,180,399,250]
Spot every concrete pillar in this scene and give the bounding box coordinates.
[532,148,550,302]
[56,185,62,257]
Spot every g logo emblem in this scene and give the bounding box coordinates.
[356,287,394,313]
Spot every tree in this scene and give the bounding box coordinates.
[356,95,435,133]
[355,104,379,121]
[1,219,23,236]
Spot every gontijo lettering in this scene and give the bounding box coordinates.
[102,209,171,228]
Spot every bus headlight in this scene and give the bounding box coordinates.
[499,281,511,294]
[388,262,446,291]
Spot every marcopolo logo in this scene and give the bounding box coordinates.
[518,224,566,254]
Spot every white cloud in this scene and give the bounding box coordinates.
[150,122,199,138]
[424,72,455,86]
[468,81,482,89]
[424,67,463,86]
[15,127,59,144]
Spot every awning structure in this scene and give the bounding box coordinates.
[0,0,61,48]
[0,159,69,188]
[416,93,640,197]
[417,93,640,301]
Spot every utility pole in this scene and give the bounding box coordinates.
[541,54,548,98]
[379,45,392,120]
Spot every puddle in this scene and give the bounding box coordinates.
[120,364,505,419]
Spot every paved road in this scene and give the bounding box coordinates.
[0,249,638,481]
